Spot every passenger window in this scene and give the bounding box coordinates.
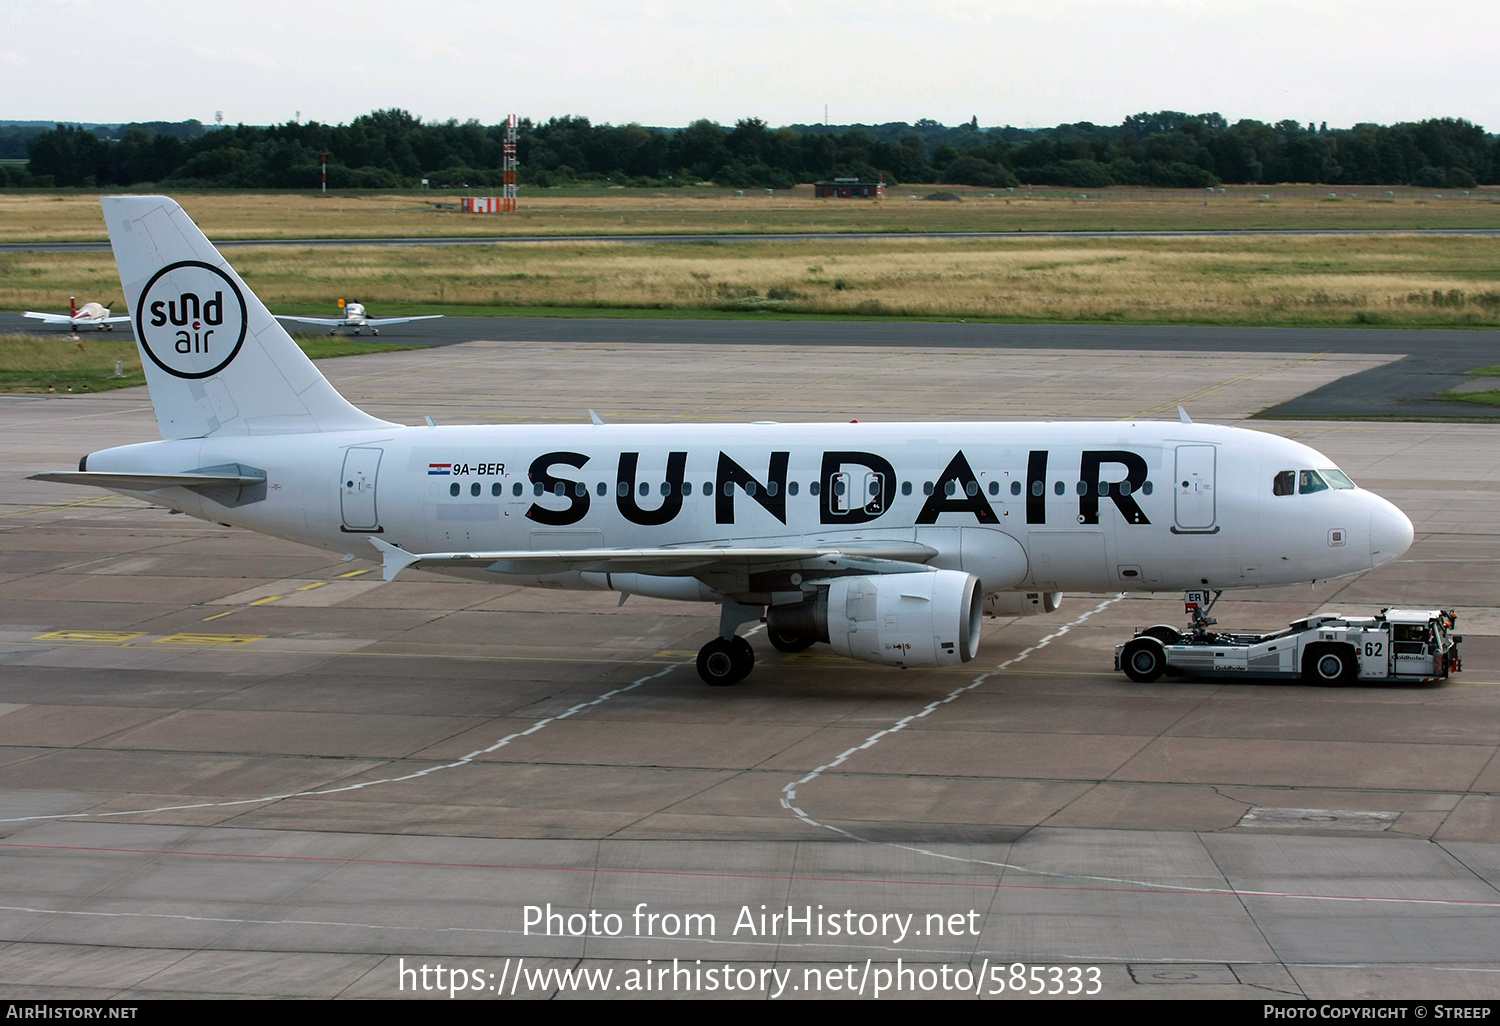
[989,481,1000,496]
[766,481,778,497]
[661,482,672,496]
[1075,481,1086,495]
[1012,481,1022,496]
[923,481,934,496]
[810,481,820,496]
[901,481,912,496]
[575,482,586,497]
[554,482,565,497]
[1142,481,1153,495]
[512,482,522,497]
[745,480,757,496]
[1031,481,1043,497]
[492,483,503,497]
[471,482,481,497]
[450,482,460,497]
[1273,470,1295,496]
[639,482,650,497]
[1299,470,1329,494]
[788,481,799,496]
[1054,481,1065,496]
[945,480,956,497]
[683,481,693,496]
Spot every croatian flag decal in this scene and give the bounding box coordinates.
[428,463,452,476]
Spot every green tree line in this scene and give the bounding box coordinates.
[4,109,1495,190]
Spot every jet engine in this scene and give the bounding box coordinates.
[766,570,982,667]
[984,591,1063,617]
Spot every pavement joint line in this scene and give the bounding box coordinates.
[0,661,688,826]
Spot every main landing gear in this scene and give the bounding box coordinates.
[696,600,763,686]
[697,635,755,686]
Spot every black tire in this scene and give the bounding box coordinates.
[697,636,753,686]
[1141,624,1182,644]
[1121,638,1166,683]
[1304,644,1355,686]
[768,630,815,653]
[730,635,755,678]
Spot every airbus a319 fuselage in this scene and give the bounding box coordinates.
[32,197,1415,685]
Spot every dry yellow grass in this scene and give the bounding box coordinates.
[2,186,1498,242]
[5,234,1497,327]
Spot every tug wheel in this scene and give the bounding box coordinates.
[1120,638,1166,683]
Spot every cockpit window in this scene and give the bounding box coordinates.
[1321,468,1356,489]
[1298,470,1328,494]
[1273,470,1296,496]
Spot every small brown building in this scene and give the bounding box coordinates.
[814,177,886,199]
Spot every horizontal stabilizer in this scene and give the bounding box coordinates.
[30,468,266,491]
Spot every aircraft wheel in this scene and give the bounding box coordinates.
[697,636,753,686]
[1304,644,1355,686]
[1120,638,1166,683]
[768,630,815,653]
[1140,624,1182,644]
[329,330,337,336]
[372,329,380,336]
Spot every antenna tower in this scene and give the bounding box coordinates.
[502,114,518,213]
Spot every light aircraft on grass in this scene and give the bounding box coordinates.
[30,196,1415,685]
[24,297,130,334]
[274,299,442,336]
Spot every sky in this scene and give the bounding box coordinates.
[5,0,1497,131]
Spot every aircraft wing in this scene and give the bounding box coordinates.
[363,315,444,327]
[273,315,348,327]
[371,537,937,582]
[23,312,130,325]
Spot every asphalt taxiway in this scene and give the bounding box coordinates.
[1,331,1498,999]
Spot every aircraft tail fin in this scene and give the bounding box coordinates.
[102,196,391,439]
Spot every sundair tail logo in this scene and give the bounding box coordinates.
[135,261,247,379]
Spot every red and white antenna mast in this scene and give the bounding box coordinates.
[502,114,518,213]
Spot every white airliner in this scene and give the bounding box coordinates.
[30,196,1415,685]
[24,297,131,334]
[274,300,442,336]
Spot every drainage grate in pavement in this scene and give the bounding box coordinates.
[1237,807,1399,830]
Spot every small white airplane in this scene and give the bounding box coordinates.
[274,299,442,336]
[30,197,1416,686]
[24,297,131,334]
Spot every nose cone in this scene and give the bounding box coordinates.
[1369,501,1414,568]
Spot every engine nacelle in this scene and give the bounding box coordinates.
[984,591,1063,617]
[818,570,981,667]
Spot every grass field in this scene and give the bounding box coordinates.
[5,234,1499,328]
[0,333,415,393]
[2,185,1498,243]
